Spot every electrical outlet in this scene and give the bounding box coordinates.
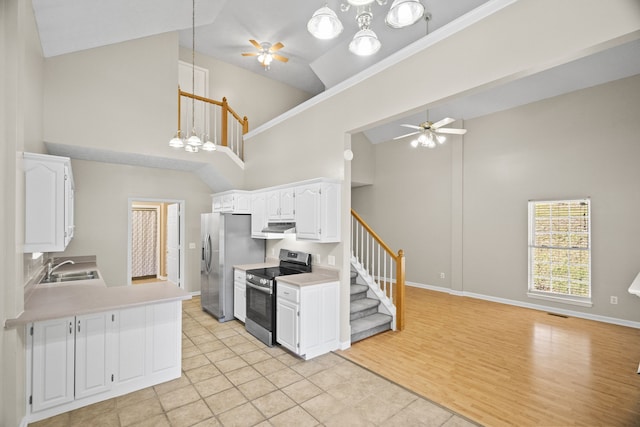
[188,242,196,249]
[440,272,445,279]
[315,254,321,264]
[271,248,275,256]
[610,296,618,304]
[328,255,335,266]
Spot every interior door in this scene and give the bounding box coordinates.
[166,203,180,287]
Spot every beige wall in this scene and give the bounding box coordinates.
[243,0,640,341]
[2,0,43,425]
[61,160,212,293]
[354,74,640,323]
[350,132,374,187]
[179,49,313,131]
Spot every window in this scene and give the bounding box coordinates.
[528,199,591,306]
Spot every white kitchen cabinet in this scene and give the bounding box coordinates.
[233,269,247,322]
[27,301,182,423]
[250,191,268,238]
[212,190,251,214]
[295,181,341,242]
[74,312,113,400]
[276,281,340,360]
[266,187,295,221]
[24,152,75,253]
[31,317,75,412]
[31,312,112,412]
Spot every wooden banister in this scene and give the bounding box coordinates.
[176,88,247,159]
[351,209,396,258]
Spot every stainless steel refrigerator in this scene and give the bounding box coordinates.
[201,213,265,322]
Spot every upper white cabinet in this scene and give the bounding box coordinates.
[250,191,268,239]
[266,187,295,221]
[212,190,251,214]
[295,181,341,242]
[24,153,75,253]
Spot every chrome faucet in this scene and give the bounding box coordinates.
[46,259,75,281]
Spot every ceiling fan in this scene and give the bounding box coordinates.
[241,39,289,70]
[393,117,467,148]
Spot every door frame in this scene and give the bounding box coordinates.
[127,198,186,288]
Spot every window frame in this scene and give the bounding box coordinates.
[527,198,592,307]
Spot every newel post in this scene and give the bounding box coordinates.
[221,97,229,147]
[396,249,406,331]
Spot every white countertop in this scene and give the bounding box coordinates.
[5,259,191,328]
[233,262,340,287]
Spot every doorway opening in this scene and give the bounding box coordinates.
[127,198,185,288]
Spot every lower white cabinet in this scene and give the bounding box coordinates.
[28,301,182,422]
[234,269,247,322]
[276,281,340,360]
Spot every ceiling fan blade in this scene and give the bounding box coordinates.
[400,124,423,130]
[431,117,455,129]
[393,131,420,140]
[249,39,261,50]
[241,52,259,57]
[435,128,467,135]
[270,42,284,52]
[273,54,288,63]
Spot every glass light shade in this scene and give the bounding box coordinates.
[417,133,428,144]
[385,0,424,28]
[185,144,198,153]
[202,140,216,152]
[187,128,202,146]
[348,0,375,6]
[349,28,381,56]
[258,53,273,67]
[307,6,343,39]
[410,139,419,148]
[169,132,184,148]
[436,134,446,144]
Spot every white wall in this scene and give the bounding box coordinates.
[61,160,212,293]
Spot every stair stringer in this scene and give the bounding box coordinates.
[350,256,396,330]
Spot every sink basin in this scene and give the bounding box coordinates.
[40,270,100,284]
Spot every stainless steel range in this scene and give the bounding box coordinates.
[245,249,311,346]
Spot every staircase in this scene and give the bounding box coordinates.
[350,269,392,343]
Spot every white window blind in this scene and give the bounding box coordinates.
[528,199,591,302]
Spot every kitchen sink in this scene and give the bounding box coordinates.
[40,270,100,284]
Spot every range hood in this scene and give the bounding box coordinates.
[261,222,296,234]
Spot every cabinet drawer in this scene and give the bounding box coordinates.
[277,282,299,303]
[234,269,246,283]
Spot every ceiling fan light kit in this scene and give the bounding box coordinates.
[395,117,467,149]
[242,40,289,70]
[308,0,425,56]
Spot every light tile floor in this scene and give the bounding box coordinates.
[29,297,478,427]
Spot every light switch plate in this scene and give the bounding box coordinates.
[189,242,196,249]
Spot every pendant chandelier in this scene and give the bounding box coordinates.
[307,0,425,56]
[169,0,216,153]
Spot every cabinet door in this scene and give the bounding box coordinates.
[234,283,246,322]
[212,196,223,212]
[147,302,181,378]
[251,193,267,238]
[24,156,66,252]
[75,312,112,399]
[276,298,298,354]
[280,188,296,220]
[113,306,147,386]
[31,317,75,412]
[266,191,281,221]
[295,185,321,240]
[234,193,251,213]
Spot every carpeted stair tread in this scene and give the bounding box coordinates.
[350,298,379,313]
[351,313,392,342]
[350,284,368,295]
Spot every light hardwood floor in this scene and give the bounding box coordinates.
[339,287,640,426]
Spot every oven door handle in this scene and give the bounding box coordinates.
[246,282,272,294]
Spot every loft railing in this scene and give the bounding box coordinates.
[351,209,406,330]
[177,87,249,160]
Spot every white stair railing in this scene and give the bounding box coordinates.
[351,209,405,330]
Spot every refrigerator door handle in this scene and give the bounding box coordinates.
[204,234,212,273]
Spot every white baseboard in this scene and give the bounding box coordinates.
[406,281,640,329]
[190,291,201,297]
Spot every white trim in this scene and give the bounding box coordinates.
[339,340,351,351]
[406,281,640,329]
[216,145,244,169]
[526,292,592,308]
[190,291,201,297]
[245,0,518,139]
